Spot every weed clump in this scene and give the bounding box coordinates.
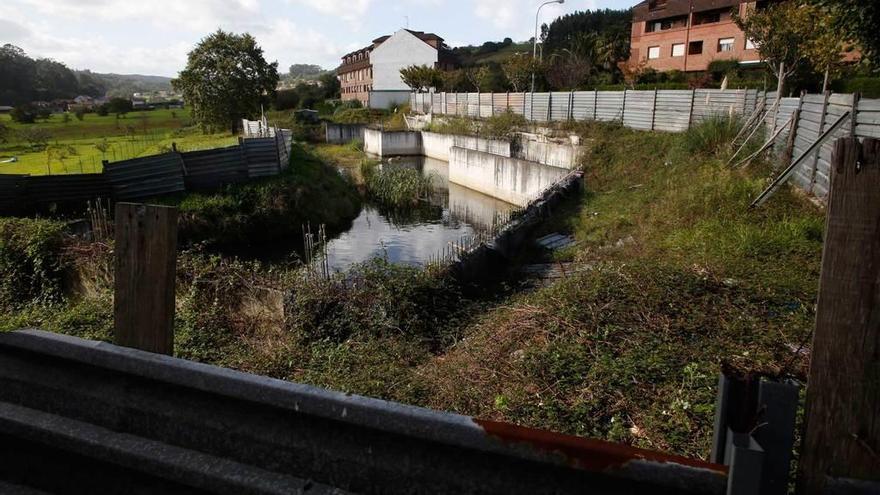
[682,114,743,158]
[361,161,434,208]
[0,218,67,310]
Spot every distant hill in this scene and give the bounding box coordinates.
[451,39,533,67]
[80,71,174,98]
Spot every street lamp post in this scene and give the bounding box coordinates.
[532,0,564,93]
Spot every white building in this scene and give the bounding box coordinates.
[337,29,456,108]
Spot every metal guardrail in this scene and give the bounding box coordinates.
[0,329,728,494]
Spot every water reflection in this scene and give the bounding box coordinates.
[325,156,516,272]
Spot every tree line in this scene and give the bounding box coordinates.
[0,44,106,105]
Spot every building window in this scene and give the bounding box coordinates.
[688,41,703,55]
[645,15,687,33]
[718,37,735,52]
[693,9,723,25]
[672,43,685,57]
[745,38,757,50]
[648,46,661,60]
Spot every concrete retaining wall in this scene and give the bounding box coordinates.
[363,129,423,156]
[449,147,570,207]
[325,123,366,144]
[515,140,582,170]
[421,132,511,161]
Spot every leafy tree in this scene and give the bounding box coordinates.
[10,103,37,124]
[399,65,442,92]
[812,0,880,65]
[319,72,341,99]
[543,10,632,61]
[502,53,544,92]
[802,7,851,92]
[95,138,111,158]
[545,50,591,90]
[0,122,9,143]
[172,30,279,133]
[441,69,468,92]
[107,97,133,117]
[95,104,109,117]
[35,107,52,121]
[464,66,492,92]
[288,64,324,79]
[733,2,815,97]
[74,108,86,121]
[275,89,300,110]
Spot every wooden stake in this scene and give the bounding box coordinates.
[799,137,880,493]
[113,203,178,355]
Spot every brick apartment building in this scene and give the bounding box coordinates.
[337,29,456,107]
[629,0,774,73]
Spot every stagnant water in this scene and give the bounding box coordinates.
[324,156,517,272]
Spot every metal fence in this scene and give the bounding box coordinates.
[0,132,294,216]
[413,89,763,131]
[413,90,879,202]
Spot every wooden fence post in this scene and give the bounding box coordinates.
[114,203,178,355]
[799,137,880,493]
[687,89,696,129]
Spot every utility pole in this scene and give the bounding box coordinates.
[531,0,565,94]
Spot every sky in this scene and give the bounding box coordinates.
[3,0,637,78]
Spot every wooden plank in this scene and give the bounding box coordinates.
[113,203,178,355]
[799,138,880,493]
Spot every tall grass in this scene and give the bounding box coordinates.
[682,114,744,158]
[361,161,434,208]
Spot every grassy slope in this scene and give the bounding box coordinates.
[0,110,235,175]
[0,123,823,461]
[413,122,822,458]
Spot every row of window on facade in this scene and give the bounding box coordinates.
[646,37,756,60]
[341,68,372,82]
[342,51,368,65]
[342,85,372,94]
[645,7,732,33]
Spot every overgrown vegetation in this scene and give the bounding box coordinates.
[0,218,67,310]
[169,144,361,246]
[360,161,435,208]
[425,110,526,140]
[1,119,824,462]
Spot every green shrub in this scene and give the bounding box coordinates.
[173,144,361,245]
[833,77,880,98]
[682,114,743,157]
[0,218,67,310]
[362,162,434,208]
[285,258,462,346]
[707,59,741,81]
[483,109,527,139]
[425,116,474,135]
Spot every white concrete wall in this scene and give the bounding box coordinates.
[325,124,366,144]
[368,91,412,110]
[449,147,569,207]
[363,128,383,155]
[514,140,583,170]
[364,129,423,156]
[421,131,511,161]
[370,30,438,91]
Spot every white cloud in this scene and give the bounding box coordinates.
[286,0,372,29]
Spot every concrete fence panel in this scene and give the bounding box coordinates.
[104,152,186,201]
[181,146,249,192]
[0,175,28,215]
[572,91,598,121]
[623,90,655,130]
[242,137,281,178]
[26,174,111,211]
[550,92,571,121]
[595,91,625,122]
[654,90,693,132]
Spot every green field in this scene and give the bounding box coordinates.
[0,109,238,175]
